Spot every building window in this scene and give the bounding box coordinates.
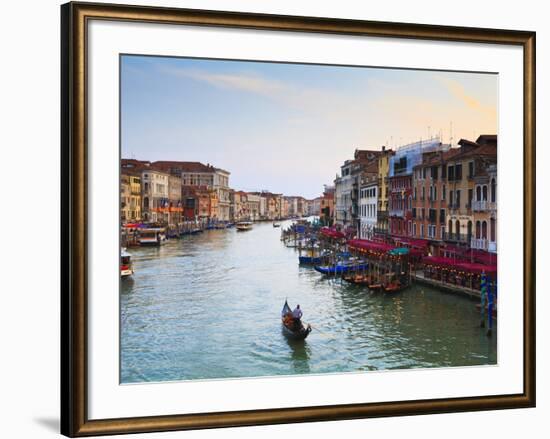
[490,217,496,241]
[468,161,474,178]
[456,190,461,208]
[440,209,445,224]
[455,164,463,180]
[491,178,496,202]
[483,185,488,201]
[455,220,460,237]
[442,185,446,200]
[448,165,455,181]
[482,221,488,239]
[476,220,481,239]
[420,224,424,237]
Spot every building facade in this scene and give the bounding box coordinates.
[359,177,378,239]
[152,161,232,222]
[376,147,394,235]
[141,169,169,223]
[389,138,449,238]
[168,175,182,226]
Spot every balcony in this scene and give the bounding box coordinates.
[470,238,488,250]
[472,200,497,212]
[443,232,470,243]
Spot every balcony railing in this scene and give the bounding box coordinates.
[471,238,488,250]
[472,200,497,212]
[443,232,470,242]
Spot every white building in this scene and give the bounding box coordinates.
[334,161,354,226]
[213,168,231,221]
[141,169,169,223]
[359,178,378,239]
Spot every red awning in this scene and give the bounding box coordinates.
[423,256,497,276]
[393,237,429,249]
[320,227,345,239]
[348,239,395,253]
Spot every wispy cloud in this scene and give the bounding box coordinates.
[435,75,496,120]
[159,65,368,121]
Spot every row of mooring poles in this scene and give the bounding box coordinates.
[479,271,496,336]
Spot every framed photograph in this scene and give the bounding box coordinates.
[61,2,535,436]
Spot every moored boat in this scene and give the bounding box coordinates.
[314,261,367,275]
[138,228,166,246]
[273,222,281,228]
[236,221,253,231]
[299,255,328,265]
[281,300,311,340]
[382,280,409,294]
[120,248,134,277]
[343,273,373,285]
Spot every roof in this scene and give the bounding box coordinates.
[152,161,217,173]
[121,158,151,171]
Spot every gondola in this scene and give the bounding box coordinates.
[299,255,328,265]
[382,280,409,294]
[313,262,367,275]
[342,273,372,285]
[281,300,311,340]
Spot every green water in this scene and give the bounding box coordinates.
[120,220,496,383]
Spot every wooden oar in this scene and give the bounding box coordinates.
[308,323,336,339]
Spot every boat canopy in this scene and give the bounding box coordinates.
[422,256,497,276]
[388,247,409,256]
[320,227,345,239]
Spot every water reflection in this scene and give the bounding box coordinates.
[121,221,497,383]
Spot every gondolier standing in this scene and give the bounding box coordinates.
[292,305,302,320]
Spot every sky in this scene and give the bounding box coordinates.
[121,55,497,199]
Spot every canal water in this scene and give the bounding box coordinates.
[121,221,497,384]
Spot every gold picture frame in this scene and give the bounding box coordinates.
[61,2,536,436]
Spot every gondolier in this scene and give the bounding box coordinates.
[281,300,311,340]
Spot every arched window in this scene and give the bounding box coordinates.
[476,185,481,201]
[467,221,473,240]
[448,219,453,235]
[491,178,496,202]
[490,217,496,241]
[143,197,149,209]
[482,185,488,201]
[482,221,488,239]
[476,220,481,239]
[455,220,460,238]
